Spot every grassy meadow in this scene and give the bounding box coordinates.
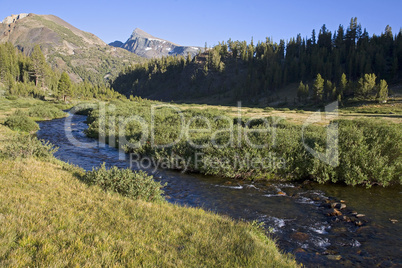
[0,97,298,267]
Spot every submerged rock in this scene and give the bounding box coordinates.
[331,202,347,210]
[293,248,306,253]
[326,255,342,261]
[354,220,364,227]
[291,232,309,241]
[326,208,343,216]
[342,216,351,222]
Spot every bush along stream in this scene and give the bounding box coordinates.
[83,100,401,187]
[35,104,402,267]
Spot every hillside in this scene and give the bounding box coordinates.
[112,19,402,107]
[0,13,143,84]
[110,28,202,59]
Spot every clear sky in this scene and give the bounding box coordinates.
[0,0,401,47]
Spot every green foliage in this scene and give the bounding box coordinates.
[6,95,17,100]
[263,106,275,112]
[57,72,72,101]
[70,102,99,115]
[83,163,165,202]
[377,79,388,102]
[84,101,401,187]
[297,81,309,101]
[28,105,66,119]
[1,134,58,159]
[358,73,377,98]
[4,115,39,132]
[339,73,348,96]
[30,45,51,88]
[336,119,401,186]
[313,74,324,102]
[0,43,54,98]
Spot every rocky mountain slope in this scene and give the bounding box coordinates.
[0,13,143,83]
[110,28,201,59]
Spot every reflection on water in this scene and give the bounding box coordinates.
[37,113,402,267]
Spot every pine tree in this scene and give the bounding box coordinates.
[311,29,316,45]
[339,73,348,97]
[58,72,72,102]
[30,45,48,88]
[313,73,324,102]
[324,80,333,101]
[186,52,191,65]
[377,79,388,102]
[297,81,305,102]
[297,81,309,102]
[358,73,376,99]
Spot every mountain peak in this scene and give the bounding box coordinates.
[131,28,159,40]
[122,28,201,59]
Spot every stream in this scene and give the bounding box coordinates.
[37,113,402,267]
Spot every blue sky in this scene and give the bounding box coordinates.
[0,0,401,47]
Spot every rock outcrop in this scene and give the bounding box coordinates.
[1,13,29,24]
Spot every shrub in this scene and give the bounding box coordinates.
[336,119,401,186]
[83,164,165,202]
[6,95,18,100]
[264,107,275,112]
[70,103,98,115]
[28,105,65,119]
[12,109,28,116]
[4,115,39,132]
[1,134,58,159]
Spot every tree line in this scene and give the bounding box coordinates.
[112,18,401,105]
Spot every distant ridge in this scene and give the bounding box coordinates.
[108,40,124,48]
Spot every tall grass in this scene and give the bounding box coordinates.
[0,159,297,267]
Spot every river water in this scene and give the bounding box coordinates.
[37,113,402,267]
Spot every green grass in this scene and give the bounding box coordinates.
[0,98,297,267]
[341,98,402,115]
